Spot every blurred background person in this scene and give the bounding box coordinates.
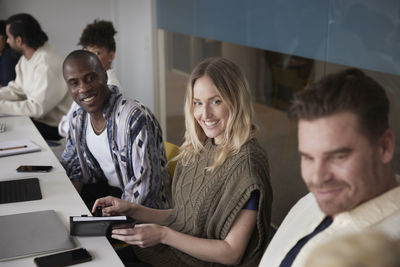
[260,68,400,267]
[0,13,71,140]
[0,19,20,87]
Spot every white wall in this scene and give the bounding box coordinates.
[0,0,158,112]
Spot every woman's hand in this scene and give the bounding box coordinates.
[112,224,168,248]
[93,196,172,223]
[92,196,135,217]
[112,210,257,265]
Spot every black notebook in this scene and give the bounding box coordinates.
[0,177,42,204]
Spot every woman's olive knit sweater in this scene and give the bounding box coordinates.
[135,138,272,266]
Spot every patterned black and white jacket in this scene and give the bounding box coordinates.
[61,85,172,209]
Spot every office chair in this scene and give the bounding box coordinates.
[164,141,180,178]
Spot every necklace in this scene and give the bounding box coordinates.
[90,117,106,134]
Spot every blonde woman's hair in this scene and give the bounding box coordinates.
[176,57,256,171]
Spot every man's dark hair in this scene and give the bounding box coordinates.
[7,13,48,49]
[63,50,105,75]
[78,20,117,52]
[288,68,390,142]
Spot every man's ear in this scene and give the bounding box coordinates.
[109,51,115,62]
[107,51,115,69]
[104,70,108,83]
[15,36,22,46]
[379,129,395,164]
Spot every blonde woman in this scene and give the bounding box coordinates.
[93,57,272,266]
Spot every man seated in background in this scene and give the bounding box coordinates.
[260,68,400,267]
[0,19,20,87]
[61,50,172,210]
[58,19,120,137]
[0,13,71,140]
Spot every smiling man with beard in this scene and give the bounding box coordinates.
[0,13,71,140]
[61,50,172,210]
[259,68,400,267]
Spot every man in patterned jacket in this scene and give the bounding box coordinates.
[61,50,172,210]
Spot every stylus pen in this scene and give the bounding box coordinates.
[0,145,27,151]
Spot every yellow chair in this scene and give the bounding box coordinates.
[164,141,180,178]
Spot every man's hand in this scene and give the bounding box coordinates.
[92,196,134,216]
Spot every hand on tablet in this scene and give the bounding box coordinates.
[92,196,133,217]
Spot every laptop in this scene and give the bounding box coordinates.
[0,210,76,261]
[0,177,42,204]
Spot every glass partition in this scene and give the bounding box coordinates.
[162,31,400,226]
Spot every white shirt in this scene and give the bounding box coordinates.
[86,115,120,189]
[259,176,400,267]
[58,68,121,137]
[105,68,121,89]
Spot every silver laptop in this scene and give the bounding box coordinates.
[0,210,76,261]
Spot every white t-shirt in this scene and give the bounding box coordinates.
[105,68,121,89]
[86,115,120,189]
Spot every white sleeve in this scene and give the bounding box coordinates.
[58,101,79,137]
[0,62,66,118]
[0,60,26,101]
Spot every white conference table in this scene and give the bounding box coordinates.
[0,116,66,177]
[0,116,123,267]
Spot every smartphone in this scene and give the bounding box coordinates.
[16,165,53,173]
[34,248,92,267]
[112,220,136,230]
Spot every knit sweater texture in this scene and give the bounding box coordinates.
[135,138,272,266]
